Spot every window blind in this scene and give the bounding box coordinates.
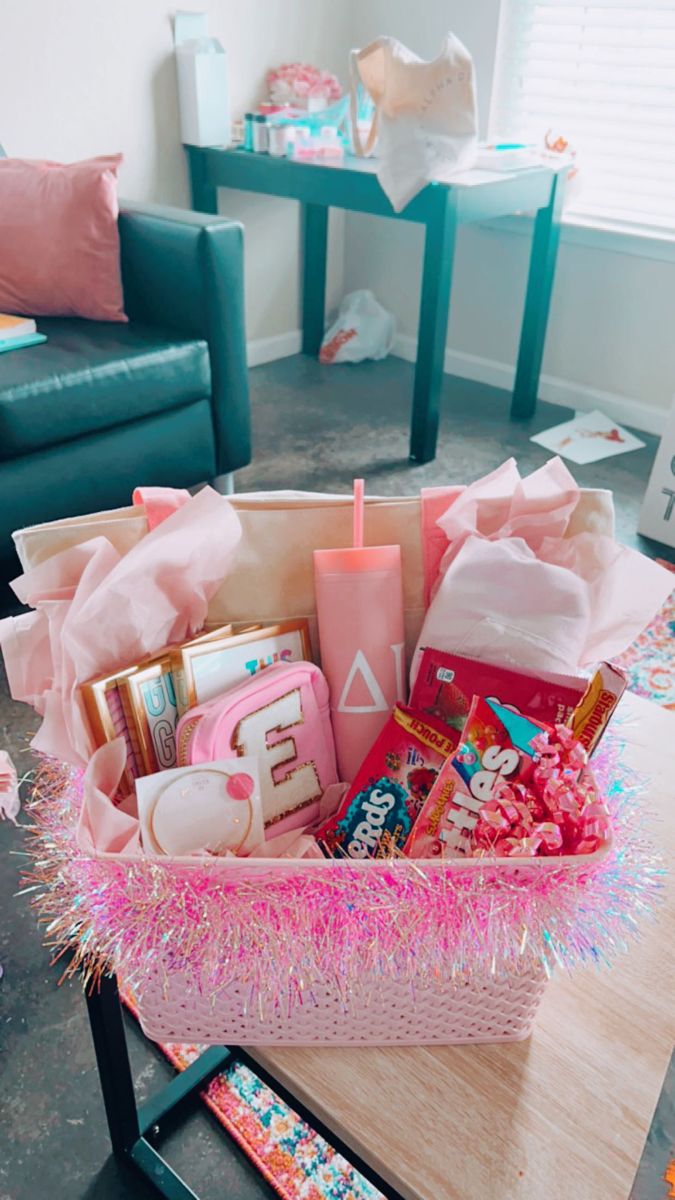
[491,0,675,232]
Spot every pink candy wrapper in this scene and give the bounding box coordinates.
[410,647,585,736]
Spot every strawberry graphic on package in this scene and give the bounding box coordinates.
[410,648,586,738]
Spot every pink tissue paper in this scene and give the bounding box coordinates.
[412,457,674,683]
[0,487,242,766]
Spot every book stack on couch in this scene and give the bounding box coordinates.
[0,313,46,354]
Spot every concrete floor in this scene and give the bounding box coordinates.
[0,355,671,1200]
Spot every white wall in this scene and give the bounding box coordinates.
[343,0,675,433]
[0,0,351,346]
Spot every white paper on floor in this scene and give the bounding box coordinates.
[530,409,645,464]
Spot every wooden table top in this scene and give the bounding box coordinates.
[252,693,675,1200]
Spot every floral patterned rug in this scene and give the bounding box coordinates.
[122,987,384,1200]
[123,564,674,1200]
[615,560,675,710]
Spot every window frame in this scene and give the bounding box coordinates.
[488,0,675,256]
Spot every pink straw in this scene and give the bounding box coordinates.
[353,478,364,548]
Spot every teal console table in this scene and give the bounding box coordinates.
[186,147,566,463]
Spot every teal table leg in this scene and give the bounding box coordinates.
[410,192,457,463]
[511,170,567,419]
[302,202,329,356]
[186,147,219,215]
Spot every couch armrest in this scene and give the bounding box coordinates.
[118,200,251,474]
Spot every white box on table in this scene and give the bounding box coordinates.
[174,10,230,148]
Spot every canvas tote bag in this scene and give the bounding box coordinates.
[350,34,479,212]
[12,488,614,662]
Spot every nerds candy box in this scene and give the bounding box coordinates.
[317,705,454,859]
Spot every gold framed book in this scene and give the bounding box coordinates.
[171,619,312,714]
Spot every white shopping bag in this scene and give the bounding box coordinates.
[350,34,479,211]
[319,290,395,364]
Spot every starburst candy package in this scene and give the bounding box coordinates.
[571,661,626,754]
[317,704,454,859]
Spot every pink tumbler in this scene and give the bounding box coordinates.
[313,480,406,782]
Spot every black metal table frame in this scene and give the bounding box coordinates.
[86,971,405,1200]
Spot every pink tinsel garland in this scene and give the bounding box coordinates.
[18,727,663,1006]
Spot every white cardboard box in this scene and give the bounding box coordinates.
[638,397,675,549]
[174,10,230,148]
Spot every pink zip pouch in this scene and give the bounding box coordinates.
[175,661,338,836]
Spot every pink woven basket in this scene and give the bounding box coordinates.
[137,964,549,1046]
[124,833,608,1046]
[25,750,626,1051]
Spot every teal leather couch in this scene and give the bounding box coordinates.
[0,201,251,589]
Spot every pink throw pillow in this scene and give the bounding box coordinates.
[0,154,127,322]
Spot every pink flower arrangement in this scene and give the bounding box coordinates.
[267,62,342,108]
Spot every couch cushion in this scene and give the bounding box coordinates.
[0,317,211,461]
[0,400,217,586]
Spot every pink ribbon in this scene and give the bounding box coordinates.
[473,724,609,858]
